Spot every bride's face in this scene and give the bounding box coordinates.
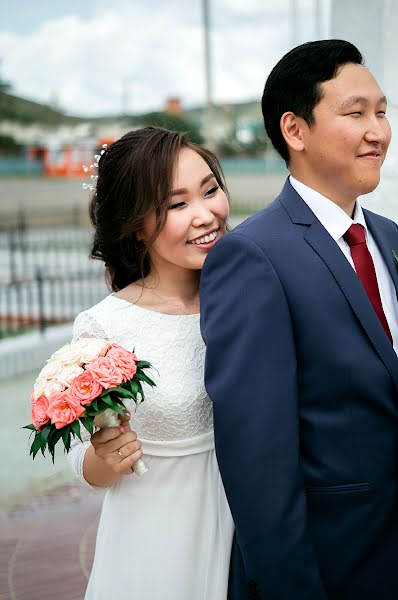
[143,148,229,273]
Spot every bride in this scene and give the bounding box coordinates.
[68,126,234,600]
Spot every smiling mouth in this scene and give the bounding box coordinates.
[187,228,219,245]
[358,151,382,158]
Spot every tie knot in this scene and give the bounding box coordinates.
[343,224,366,247]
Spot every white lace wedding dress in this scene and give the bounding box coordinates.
[67,294,234,600]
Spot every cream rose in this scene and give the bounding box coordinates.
[77,339,109,364]
[59,346,85,367]
[33,376,47,400]
[55,364,84,387]
[44,379,65,397]
[47,344,72,363]
[39,359,63,381]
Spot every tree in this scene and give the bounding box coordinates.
[0,134,22,155]
[140,111,204,144]
[0,59,11,92]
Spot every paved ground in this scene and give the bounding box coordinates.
[0,369,100,600]
[0,482,103,600]
[0,173,287,225]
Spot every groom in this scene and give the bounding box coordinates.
[201,39,398,599]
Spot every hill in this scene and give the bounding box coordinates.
[0,89,261,129]
[0,90,86,126]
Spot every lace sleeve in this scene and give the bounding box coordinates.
[68,310,108,490]
[72,310,109,343]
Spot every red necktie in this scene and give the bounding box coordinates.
[344,224,392,343]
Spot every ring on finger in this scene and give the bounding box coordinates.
[118,450,123,459]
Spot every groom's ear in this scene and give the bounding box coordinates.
[280,112,307,154]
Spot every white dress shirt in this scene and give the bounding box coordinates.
[290,175,398,353]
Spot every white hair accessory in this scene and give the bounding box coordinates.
[82,143,108,191]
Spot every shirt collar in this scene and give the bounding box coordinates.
[289,175,367,241]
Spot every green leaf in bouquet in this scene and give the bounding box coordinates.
[30,432,43,459]
[130,380,139,399]
[48,428,63,463]
[136,380,145,402]
[71,420,82,441]
[49,442,56,463]
[111,394,128,405]
[84,407,98,417]
[40,424,52,443]
[89,399,99,411]
[105,402,126,418]
[135,372,156,387]
[107,385,134,398]
[62,427,72,452]
[49,427,63,446]
[101,393,115,407]
[84,399,100,416]
[39,425,52,455]
[23,424,37,431]
[80,416,94,436]
[136,360,151,369]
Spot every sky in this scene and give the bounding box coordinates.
[0,0,330,117]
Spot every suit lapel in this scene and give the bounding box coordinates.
[279,181,398,389]
[364,209,398,300]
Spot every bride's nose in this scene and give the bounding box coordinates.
[191,201,215,228]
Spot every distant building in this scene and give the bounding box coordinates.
[165,97,183,115]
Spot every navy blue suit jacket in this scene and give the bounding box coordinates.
[200,179,398,599]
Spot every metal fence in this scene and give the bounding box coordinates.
[0,225,108,339]
[0,204,88,231]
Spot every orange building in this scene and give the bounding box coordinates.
[33,137,116,177]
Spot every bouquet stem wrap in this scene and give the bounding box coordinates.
[93,408,149,476]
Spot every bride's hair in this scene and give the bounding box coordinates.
[89,126,228,292]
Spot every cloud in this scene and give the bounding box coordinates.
[0,0,323,116]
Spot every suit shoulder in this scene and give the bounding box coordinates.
[231,197,287,237]
[363,207,398,230]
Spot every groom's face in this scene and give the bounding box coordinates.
[301,62,391,203]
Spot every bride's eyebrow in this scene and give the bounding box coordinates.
[169,173,215,197]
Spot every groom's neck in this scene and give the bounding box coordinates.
[289,169,357,218]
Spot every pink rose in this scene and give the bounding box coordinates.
[106,344,137,382]
[86,355,124,389]
[47,389,85,429]
[69,371,103,405]
[31,391,50,430]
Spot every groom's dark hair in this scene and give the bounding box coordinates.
[261,39,364,165]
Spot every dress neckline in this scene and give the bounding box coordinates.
[110,293,200,319]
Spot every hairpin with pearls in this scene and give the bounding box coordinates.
[82,143,108,191]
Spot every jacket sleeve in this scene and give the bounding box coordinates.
[200,232,327,599]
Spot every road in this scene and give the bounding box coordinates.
[0,173,287,225]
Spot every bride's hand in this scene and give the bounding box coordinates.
[91,413,143,475]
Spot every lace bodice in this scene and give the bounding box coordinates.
[72,294,213,442]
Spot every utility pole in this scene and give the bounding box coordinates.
[290,0,299,48]
[122,78,133,116]
[314,0,323,38]
[202,0,215,149]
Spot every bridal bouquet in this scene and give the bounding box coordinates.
[24,338,155,475]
